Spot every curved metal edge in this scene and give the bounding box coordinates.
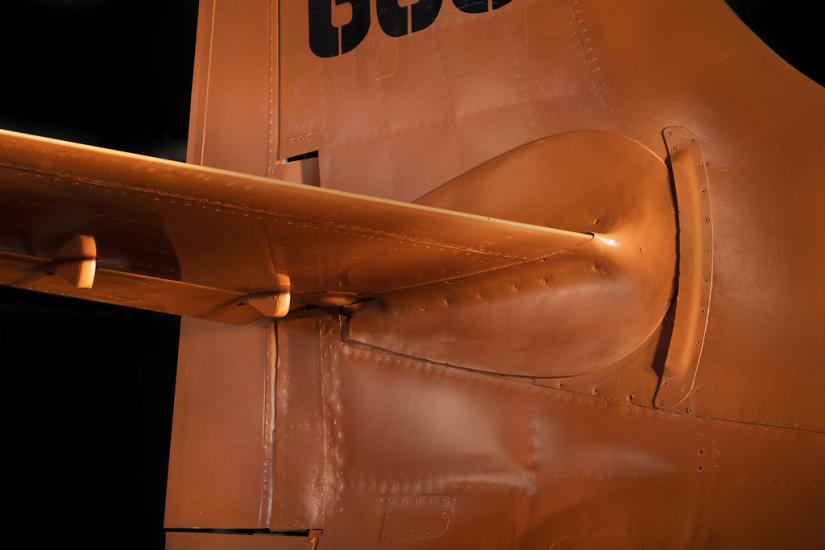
[655,126,714,410]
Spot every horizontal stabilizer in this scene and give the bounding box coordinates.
[0,130,590,322]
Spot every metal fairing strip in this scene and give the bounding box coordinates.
[656,126,714,410]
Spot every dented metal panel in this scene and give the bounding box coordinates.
[306,316,825,548]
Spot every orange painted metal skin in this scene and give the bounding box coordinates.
[2,0,825,548]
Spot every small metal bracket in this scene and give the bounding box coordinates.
[655,126,714,410]
[236,273,291,318]
[44,234,97,289]
[238,291,291,318]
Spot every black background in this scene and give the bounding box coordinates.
[0,1,821,549]
[0,0,197,160]
[0,2,196,549]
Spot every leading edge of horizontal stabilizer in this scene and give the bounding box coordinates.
[0,129,591,323]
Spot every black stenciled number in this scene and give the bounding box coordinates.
[376,0,406,36]
[377,0,442,37]
[309,0,371,58]
[412,0,442,33]
[341,0,371,53]
[309,0,509,57]
[453,0,511,14]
